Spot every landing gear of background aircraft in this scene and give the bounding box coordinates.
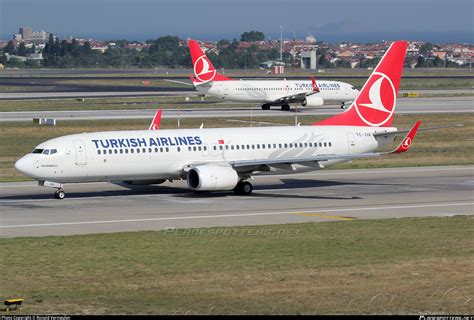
[261,104,271,110]
[341,102,346,109]
[54,188,66,200]
[281,104,290,111]
[234,181,253,195]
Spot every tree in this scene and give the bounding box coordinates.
[17,43,27,56]
[415,56,426,68]
[240,31,265,42]
[4,40,15,54]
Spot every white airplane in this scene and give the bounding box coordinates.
[185,39,359,110]
[17,41,427,199]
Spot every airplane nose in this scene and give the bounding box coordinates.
[15,156,33,176]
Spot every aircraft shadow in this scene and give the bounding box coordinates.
[0,179,394,201]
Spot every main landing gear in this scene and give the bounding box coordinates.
[54,188,66,200]
[281,104,290,111]
[261,104,271,110]
[233,181,253,195]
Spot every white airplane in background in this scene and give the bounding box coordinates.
[17,41,438,199]
[183,39,359,110]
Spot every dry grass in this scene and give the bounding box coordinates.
[0,216,473,314]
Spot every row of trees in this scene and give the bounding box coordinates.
[0,32,467,69]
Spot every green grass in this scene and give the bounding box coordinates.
[0,216,472,314]
[0,96,221,112]
[1,113,473,182]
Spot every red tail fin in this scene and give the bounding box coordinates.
[149,109,162,130]
[314,41,407,127]
[188,39,231,84]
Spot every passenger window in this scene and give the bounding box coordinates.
[177,147,181,152]
[160,148,164,152]
[125,149,129,154]
[329,142,332,147]
[98,150,101,155]
[155,148,158,152]
[324,142,327,147]
[120,149,123,154]
[137,148,140,153]
[319,143,322,147]
[149,148,152,153]
[131,149,134,153]
[142,148,146,153]
[166,147,169,152]
[114,149,118,154]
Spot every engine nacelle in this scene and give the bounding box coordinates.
[302,95,324,107]
[187,164,239,191]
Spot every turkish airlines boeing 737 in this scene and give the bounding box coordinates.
[16,41,424,199]
[184,39,359,110]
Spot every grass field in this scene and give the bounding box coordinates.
[0,96,217,112]
[0,216,472,314]
[1,113,473,182]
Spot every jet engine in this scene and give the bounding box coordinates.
[187,164,239,191]
[302,95,324,107]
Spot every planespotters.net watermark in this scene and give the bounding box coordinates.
[164,227,301,237]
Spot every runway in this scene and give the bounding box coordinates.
[1,166,472,238]
[0,96,473,122]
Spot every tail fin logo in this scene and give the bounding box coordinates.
[354,72,396,127]
[194,55,216,83]
[402,137,412,150]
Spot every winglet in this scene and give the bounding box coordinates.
[311,76,320,93]
[149,109,162,130]
[391,121,421,154]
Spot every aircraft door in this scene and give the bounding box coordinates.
[73,140,87,165]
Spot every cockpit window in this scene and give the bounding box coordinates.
[351,86,357,90]
[50,149,57,155]
[43,149,50,155]
[32,149,44,154]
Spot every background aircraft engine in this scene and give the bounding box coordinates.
[302,95,324,107]
[187,164,239,191]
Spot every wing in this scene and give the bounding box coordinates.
[182,121,424,175]
[271,76,320,105]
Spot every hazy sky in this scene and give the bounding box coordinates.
[1,0,472,42]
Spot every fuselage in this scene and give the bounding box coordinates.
[196,79,358,104]
[15,126,396,184]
